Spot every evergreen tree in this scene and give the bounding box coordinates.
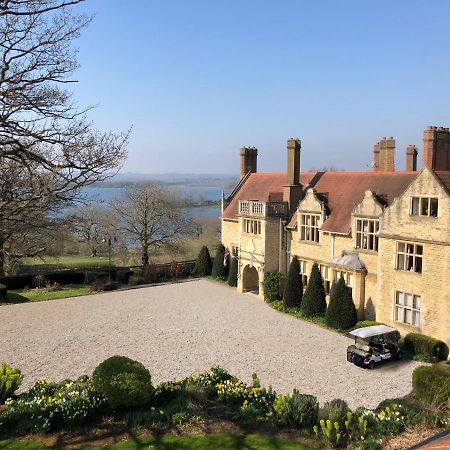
[211,243,227,279]
[227,256,238,287]
[193,246,212,276]
[283,256,303,308]
[301,263,327,317]
[325,276,357,329]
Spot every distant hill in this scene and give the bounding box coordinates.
[98,172,239,189]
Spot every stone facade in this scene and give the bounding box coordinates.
[221,129,450,348]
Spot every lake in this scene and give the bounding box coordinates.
[82,185,233,219]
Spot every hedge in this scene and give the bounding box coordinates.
[404,333,449,362]
[263,272,286,303]
[412,364,450,408]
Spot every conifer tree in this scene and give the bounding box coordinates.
[211,244,227,279]
[227,256,238,287]
[193,246,212,276]
[325,276,357,329]
[301,263,327,317]
[283,256,303,308]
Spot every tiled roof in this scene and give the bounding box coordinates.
[435,170,450,193]
[221,172,317,221]
[289,171,418,234]
[221,170,418,234]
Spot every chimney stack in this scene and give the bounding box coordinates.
[423,126,450,170]
[283,138,302,213]
[375,137,395,171]
[239,146,258,179]
[406,145,418,171]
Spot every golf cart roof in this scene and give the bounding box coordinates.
[349,325,398,339]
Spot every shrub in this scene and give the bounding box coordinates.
[32,274,48,288]
[283,257,302,308]
[115,270,132,284]
[404,333,449,362]
[227,256,238,287]
[168,261,183,278]
[128,274,145,286]
[319,399,351,425]
[84,271,108,284]
[211,244,227,279]
[143,264,158,283]
[0,283,7,303]
[273,389,318,429]
[263,272,285,303]
[412,364,450,409]
[92,356,153,409]
[0,376,106,434]
[301,263,326,317]
[0,363,23,404]
[91,280,119,292]
[193,246,212,277]
[325,276,357,330]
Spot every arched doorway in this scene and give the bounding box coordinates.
[242,265,259,294]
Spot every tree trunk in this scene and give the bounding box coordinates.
[0,241,6,277]
[142,248,149,266]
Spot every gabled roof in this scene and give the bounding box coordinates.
[292,171,418,234]
[221,172,319,221]
[221,170,418,234]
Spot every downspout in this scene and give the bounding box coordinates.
[278,218,282,272]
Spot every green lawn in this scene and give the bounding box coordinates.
[6,284,91,303]
[18,256,114,273]
[0,434,316,450]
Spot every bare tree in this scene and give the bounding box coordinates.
[111,186,195,266]
[0,0,129,274]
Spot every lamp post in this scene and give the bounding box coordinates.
[103,236,117,282]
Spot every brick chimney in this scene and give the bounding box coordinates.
[239,146,258,179]
[283,138,302,213]
[406,145,418,171]
[374,137,395,171]
[423,126,450,170]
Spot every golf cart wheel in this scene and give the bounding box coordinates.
[368,360,375,370]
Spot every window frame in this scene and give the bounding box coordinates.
[299,213,321,243]
[355,218,379,252]
[394,290,421,327]
[396,241,423,273]
[243,218,261,235]
[410,196,438,217]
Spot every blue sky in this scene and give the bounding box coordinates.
[72,0,450,174]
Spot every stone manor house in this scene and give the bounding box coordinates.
[220,126,450,347]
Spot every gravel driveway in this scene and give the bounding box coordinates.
[0,279,421,409]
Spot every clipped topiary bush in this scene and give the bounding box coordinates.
[193,246,212,277]
[0,363,23,404]
[92,356,153,409]
[404,333,449,362]
[325,276,357,330]
[128,275,145,286]
[211,244,227,279]
[262,272,286,303]
[0,283,7,303]
[350,320,384,331]
[412,364,450,409]
[32,274,48,288]
[283,257,302,308]
[227,256,238,287]
[301,263,326,317]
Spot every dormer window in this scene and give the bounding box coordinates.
[300,213,320,243]
[355,218,379,251]
[411,196,438,217]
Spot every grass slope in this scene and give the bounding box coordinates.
[6,285,91,303]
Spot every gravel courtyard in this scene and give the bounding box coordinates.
[0,279,421,409]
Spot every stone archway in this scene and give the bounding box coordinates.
[242,265,259,294]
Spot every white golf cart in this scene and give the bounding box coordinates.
[347,325,402,369]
